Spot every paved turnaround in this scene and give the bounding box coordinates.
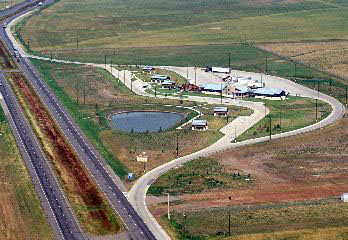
[1,1,157,240]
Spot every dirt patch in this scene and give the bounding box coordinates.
[150,113,348,216]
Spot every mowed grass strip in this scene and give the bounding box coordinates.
[165,200,348,239]
[6,72,123,235]
[236,96,332,142]
[0,107,53,240]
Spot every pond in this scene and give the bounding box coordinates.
[110,111,185,133]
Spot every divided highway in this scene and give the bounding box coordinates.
[0,1,157,240]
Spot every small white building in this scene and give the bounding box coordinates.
[213,107,228,116]
[192,120,208,131]
[341,193,348,202]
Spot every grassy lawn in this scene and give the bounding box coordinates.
[0,107,53,239]
[29,59,251,182]
[164,199,348,240]
[236,96,331,142]
[148,157,251,196]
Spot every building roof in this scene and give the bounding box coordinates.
[202,84,226,91]
[211,67,230,73]
[236,86,252,94]
[192,119,207,126]
[151,74,169,80]
[214,107,228,112]
[143,66,154,70]
[162,80,175,85]
[253,87,284,95]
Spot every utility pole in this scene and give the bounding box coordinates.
[317,79,320,99]
[76,78,79,105]
[279,110,282,132]
[110,59,113,73]
[113,50,116,65]
[269,116,272,141]
[131,77,133,93]
[186,66,188,79]
[228,211,231,235]
[76,35,79,49]
[220,85,223,104]
[294,63,297,78]
[194,67,197,85]
[329,78,332,95]
[167,194,170,219]
[228,52,231,73]
[315,98,318,122]
[104,55,107,69]
[265,57,268,74]
[176,131,179,157]
[50,51,53,61]
[123,70,126,84]
[83,76,86,105]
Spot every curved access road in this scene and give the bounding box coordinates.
[128,69,345,240]
[5,4,345,240]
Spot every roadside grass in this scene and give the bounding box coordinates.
[236,96,331,142]
[7,72,123,235]
[16,0,347,51]
[0,107,53,239]
[148,157,250,196]
[164,199,348,239]
[31,58,129,177]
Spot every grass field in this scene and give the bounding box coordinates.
[0,107,53,240]
[148,157,250,196]
[16,0,348,51]
[164,199,348,240]
[236,96,331,142]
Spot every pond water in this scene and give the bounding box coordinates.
[110,111,185,133]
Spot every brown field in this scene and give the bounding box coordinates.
[260,41,348,79]
[149,112,348,238]
[7,72,122,235]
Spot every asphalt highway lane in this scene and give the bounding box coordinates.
[1,1,157,239]
[0,73,85,240]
